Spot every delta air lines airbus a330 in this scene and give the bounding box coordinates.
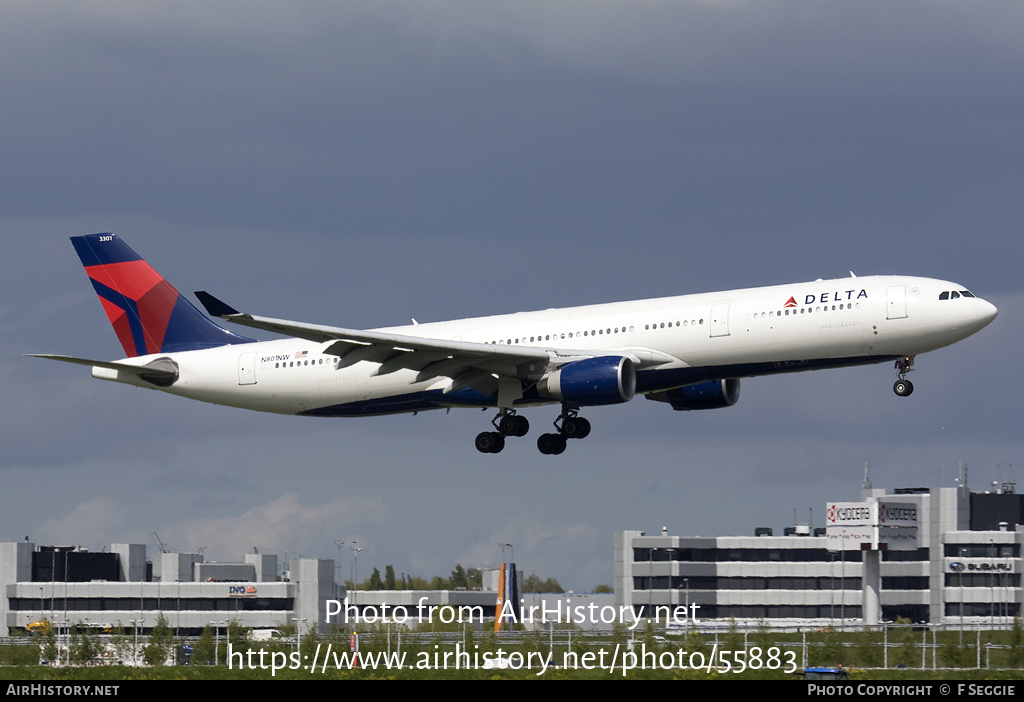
[33,234,998,455]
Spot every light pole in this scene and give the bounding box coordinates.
[212,620,228,665]
[334,540,345,589]
[129,619,140,667]
[684,578,689,622]
[294,617,307,659]
[959,547,966,645]
[63,548,71,658]
[350,544,362,602]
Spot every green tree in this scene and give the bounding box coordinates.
[369,567,383,590]
[940,634,972,669]
[192,625,216,666]
[1007,616,1024,668]
[722,617,743,652]
[593,584,613,593]
[818,627,844,666]
[889,617,918,668]
[385,565,396,590]
[143,613,175,666]
[639,619,661,651]
[682,623,706,658]
[109,622,135,665]
[300,623,321,663]
[521,627,544,655]
[522,574,564,593]
[228,619,251,650]
[854,626,884,668]
[753,619,774,652]
[69,622,98,665]
[40,621,59,664]
[450,564,468,589]
[405,574,433,589]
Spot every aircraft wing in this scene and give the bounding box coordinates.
[197,291,561,383]
[194,292,684,390]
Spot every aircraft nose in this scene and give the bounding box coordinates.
[976,298,998,328]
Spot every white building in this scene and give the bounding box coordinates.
[0,541,339,636]
[615,485,1023,626]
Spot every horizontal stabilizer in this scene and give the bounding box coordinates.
[27,354,179,386]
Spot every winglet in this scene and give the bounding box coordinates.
[194,291,241,318]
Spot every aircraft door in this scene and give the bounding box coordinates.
[886,285,908,320]
[238,351,257,385]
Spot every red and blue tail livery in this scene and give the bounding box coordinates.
[33,234,997,455]
[71,234,254,356]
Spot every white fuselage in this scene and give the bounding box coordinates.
[93,275,997,417]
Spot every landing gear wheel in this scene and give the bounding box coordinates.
[893,379,914,397]
[475,431,505,453]
[537,433,567,455]
[562,417,591,439]
[499,414,530,437]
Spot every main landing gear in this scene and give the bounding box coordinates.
[537,406,591,456]
[893,355,915,397]
[474,410,529,454]
[474,406,593,455]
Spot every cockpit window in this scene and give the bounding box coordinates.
[940,290,976,300]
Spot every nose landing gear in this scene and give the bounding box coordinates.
[893,356,915,397]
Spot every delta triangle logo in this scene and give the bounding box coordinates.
[784,296,798,308]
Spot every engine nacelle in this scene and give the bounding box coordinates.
[537,356,636,406]
[646,378,740,411]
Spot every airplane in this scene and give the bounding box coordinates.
[32,233,998,455]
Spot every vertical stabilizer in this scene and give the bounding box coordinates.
[71,234,255,357]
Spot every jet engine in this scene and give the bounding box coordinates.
[646,378,740,411]
[537,356,636,406]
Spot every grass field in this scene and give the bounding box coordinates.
[5,622,1024,680]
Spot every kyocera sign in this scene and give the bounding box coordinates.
[826,502,872,525]
[826,501,917,526]
[877,502,918,526]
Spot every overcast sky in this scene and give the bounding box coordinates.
[2,1,1022,591]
